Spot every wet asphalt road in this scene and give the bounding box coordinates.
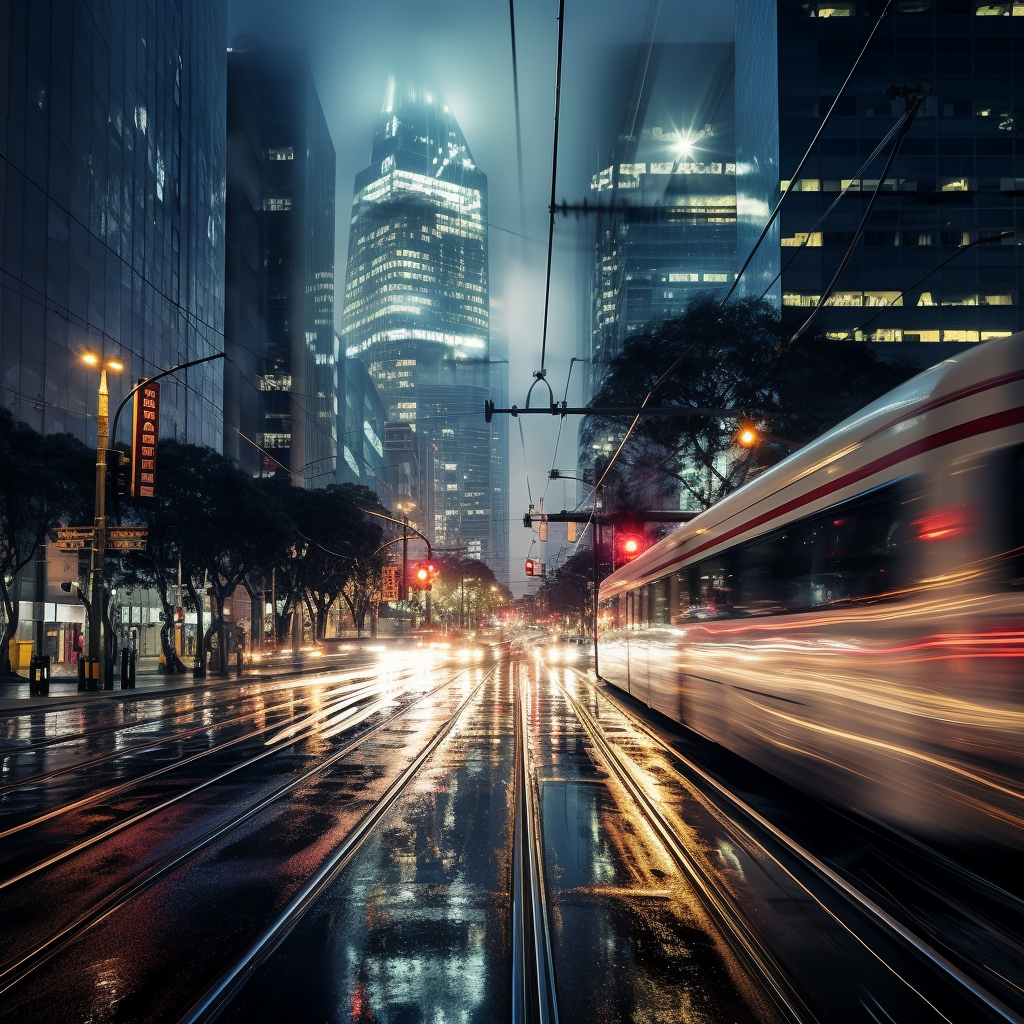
[0,635,1019,1023]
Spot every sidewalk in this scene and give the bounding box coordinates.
[0,637,420,713]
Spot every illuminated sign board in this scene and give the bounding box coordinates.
[131,380,160,498]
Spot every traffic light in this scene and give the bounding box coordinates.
[616,532,647,565]
[525,558,535,577]
[108,449,130,498]
[412,562,438,591]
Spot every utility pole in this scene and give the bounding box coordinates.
[401,516,409,635]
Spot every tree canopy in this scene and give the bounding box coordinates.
[584,294,916,512]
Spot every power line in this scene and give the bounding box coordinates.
[722,0,895,305]
[538,0,566,375]
[509,0,527,238]
[789,92,925,348]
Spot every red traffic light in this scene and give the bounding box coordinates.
[618,533,646,563]
[416,567,429,582]
[525,559,535,577]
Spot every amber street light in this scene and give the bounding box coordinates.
[736,424,760,448]
[80,352,124,688]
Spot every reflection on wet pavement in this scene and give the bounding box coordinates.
[525,661,778,1024]
[217,663,514,1023]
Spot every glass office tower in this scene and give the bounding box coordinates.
[758,1,1024,362]
[341,79,495,558]
[590,43,737,372]
[224,46,336,484]
[0,0,227,447]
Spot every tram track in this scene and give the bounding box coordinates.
[0,668,420,840]
[176,662,498,1024]
[568,667,1024,1024]
[0,661,481,1007]
[548,668,808,1024]
[511,664,560,1024]
[0,658,417,772]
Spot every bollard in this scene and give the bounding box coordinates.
[120,648,137,689]
[85,656,101,692]
[77,655,86,692]
[28,655,50,697]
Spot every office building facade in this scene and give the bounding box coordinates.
[224,46,336,484]
[0,0,227,448]
[341,80,497,560]
[338,352,391,506]
[590,43,738,373]
[741,1,1024,361]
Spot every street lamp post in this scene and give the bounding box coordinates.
[82,354,122,689]
[83,351,225,687]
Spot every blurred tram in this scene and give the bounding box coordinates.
[598,333,1024,848]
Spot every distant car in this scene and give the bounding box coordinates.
[542,635,593,664]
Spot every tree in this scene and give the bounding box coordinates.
[584,294,916,512]
[537,549,594,633]
[0,411,92,675]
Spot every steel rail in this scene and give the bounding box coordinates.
[511,663,560,1024]
[0,661,480,996]
[586,676,1024,1024]
[0,672,415,841]
[0,665,407,795]
[176,663,498,1024]
[0,665,436,892]
[548,669,810,1024]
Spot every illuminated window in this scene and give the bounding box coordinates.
[942,330,980,343]
[669,272,699,282]
[703,273,729,282]
[783,293,820,307]
[817,3,855,14]
[870,329,903,343]
[781,232,822,247]
[940,178,970,192]
[267,147,294,161]
[263,198,292,211]
[904,331,941,343]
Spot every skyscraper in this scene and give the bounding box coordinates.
[341,79,497,561]
[589,43,737,373]
[736,0,1024,362]
[0,0,227,448]
[224,45,336,485]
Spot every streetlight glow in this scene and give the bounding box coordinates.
[107,359,123,371]
[737,425,760,448]
[82,353,99,366]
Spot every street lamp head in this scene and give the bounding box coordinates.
[107,359,123,371]
[736,424,760,448]
[82,353,99,366]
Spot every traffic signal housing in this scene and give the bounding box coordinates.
[525,558,535,577]
[616,531,648,567]
[411,561,438,592]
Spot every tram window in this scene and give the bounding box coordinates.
[1010,447,1024,581]
[646,483,908,622]
[734,535,788,616]
[639,585,650,627]
[652,577,670,624]
[787,484,907,608]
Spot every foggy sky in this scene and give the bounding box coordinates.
[225,0,735,593]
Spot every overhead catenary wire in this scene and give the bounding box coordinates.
[757,110,911,302]
[854,229,1017,338]
[537,0,566,375]
[509,0,527,238]
[721,0,895,304]
[789,93,925,348]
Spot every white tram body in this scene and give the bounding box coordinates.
[597,333,1024,847]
